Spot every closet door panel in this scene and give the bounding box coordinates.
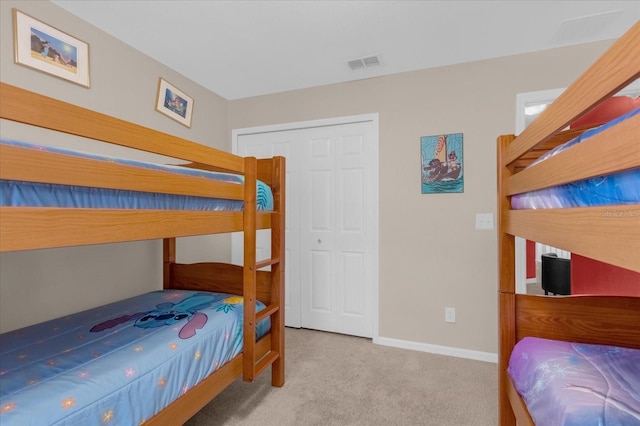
[301,130,337,332]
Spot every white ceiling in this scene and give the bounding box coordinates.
[51,1,640,100]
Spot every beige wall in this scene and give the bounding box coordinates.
[0,0,230,331]
[0,0,613,355]
[227,41,612,354]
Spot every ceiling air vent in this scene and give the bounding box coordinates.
[347,55,381,71]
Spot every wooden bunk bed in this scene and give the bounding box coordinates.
[0,82,285,425]
[497,22,640,425]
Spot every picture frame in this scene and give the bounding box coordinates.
[13,9,90,88]
[155,78,194,128]
[420,133,464,194]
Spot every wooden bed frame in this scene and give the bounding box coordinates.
[0,82,286,425]
[497,22,640,425]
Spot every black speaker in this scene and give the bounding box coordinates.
[541,253,571,295]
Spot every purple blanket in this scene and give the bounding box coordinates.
[508,337,640,425]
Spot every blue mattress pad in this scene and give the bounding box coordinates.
[0,138,274,211]
[511,108,640,209]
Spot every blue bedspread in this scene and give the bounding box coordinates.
[0,290,269,425]
[0,138,274,211]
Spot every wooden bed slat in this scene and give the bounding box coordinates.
[505,113,640,195]
[505,207,640,272]
[0,82,244,173]
[503,21,640,166]
[0,208,272,252]
[510,126,599,171]
[170,262,274,305]
[0,144,244,200]
[515,294,640,348]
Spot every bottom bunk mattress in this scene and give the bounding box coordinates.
[508,337,640,426]
[0,289,269,425]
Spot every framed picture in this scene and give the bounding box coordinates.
[155,78,194,128]
[420,133,464,194]
[13,9,90,88]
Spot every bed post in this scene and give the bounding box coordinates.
[270,156,286,387]
[243,157,258,382]
[497,134,516,426]
[163,238,176,289]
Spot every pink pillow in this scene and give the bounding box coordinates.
[571,95,640,128]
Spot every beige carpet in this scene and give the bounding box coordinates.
[185,328,497,426]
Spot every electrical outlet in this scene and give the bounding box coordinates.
[445,307,456,323]
[475,213,494,230]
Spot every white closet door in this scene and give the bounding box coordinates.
[234,118,375,338]
[300,126,337,332]
[334,122,373,337]
[300,122,373,337]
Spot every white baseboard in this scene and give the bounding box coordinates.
[375,336,498,363]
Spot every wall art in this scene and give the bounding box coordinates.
[13,9,90,87]
[420,133,463,194]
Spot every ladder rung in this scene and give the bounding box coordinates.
[254,351,280,377]
[255,257,279,269]
[257,303,279,323]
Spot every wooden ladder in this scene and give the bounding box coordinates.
[242,156,285,386]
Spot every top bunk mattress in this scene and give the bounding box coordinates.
[0,289,270,425]
[0,138,274,211]
[511,107,640,209]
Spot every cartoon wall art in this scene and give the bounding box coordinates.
[155,77,194,127]
[13,9,91,87]
[420,133,463,194]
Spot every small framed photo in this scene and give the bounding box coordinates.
[13,9,90,88]
[155,78,194,128]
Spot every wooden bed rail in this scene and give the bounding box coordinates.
[503,21,640,166]
[0,143,245,200]
[515,294,640,349]
[506,207,640,273]
[0,82,244,173]
[0,209,246,252]
[505,113,639,196]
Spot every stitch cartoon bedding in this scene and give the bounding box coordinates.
[0,290,269,425]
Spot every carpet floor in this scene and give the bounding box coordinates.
[185,328,497,426]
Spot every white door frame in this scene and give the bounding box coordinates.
[514,87,565,294]
[232,113,380,342]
